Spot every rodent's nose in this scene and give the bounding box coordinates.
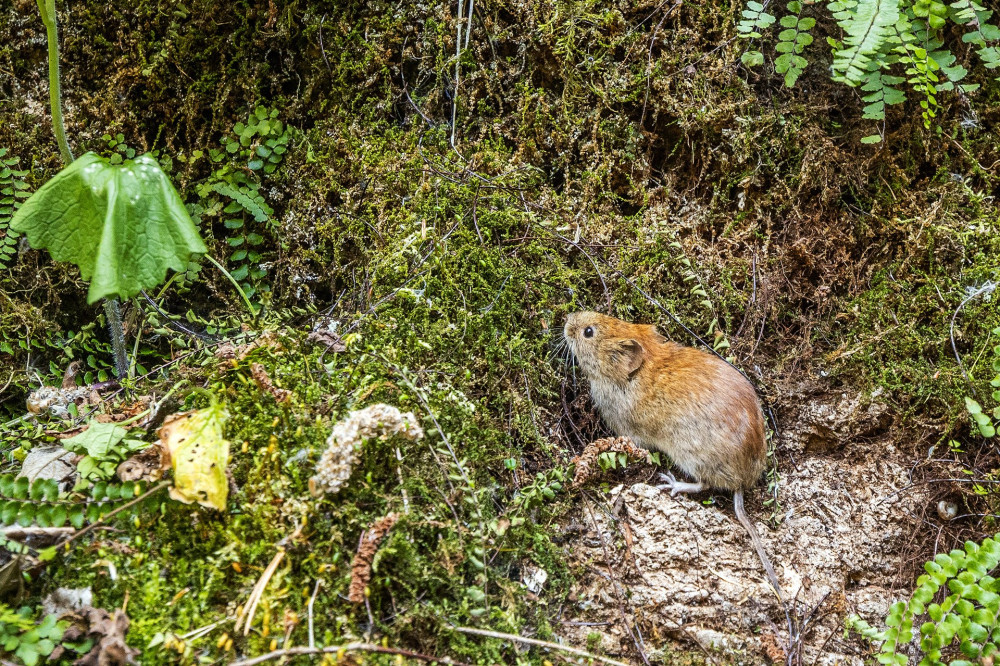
[563,316,577,337]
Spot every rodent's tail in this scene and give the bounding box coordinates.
[735,490,797,664]
[733,490,783,604]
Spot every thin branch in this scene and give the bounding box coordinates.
[318,14,332,73]
[227,643,470,666]
[0,526,73,538]
[453,625,630,666]
[950,281,997,396]
[236,548,286,636]
[308,580,321,649]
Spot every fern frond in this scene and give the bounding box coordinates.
[0,148,29,268]
[829,0,902,84]
[861,69,906,120]
[951,0,1000,71]
[738,0,777,67]
[738,0,777,38]
[210,182,273,223]
[775,1,817,86]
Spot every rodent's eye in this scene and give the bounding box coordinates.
[583,326,594,338]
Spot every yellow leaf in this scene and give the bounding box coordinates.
[158,403,230,510]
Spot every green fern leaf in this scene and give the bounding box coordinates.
[0,148,28,269]
[775,2,816,86]
[861,70,906,122]
[210,182,272,223]
[830,0,902,84]
[738,1,777,38]
[951,1,1000,70]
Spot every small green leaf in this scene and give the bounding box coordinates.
[861,134,883,144]
[77,456,97,479]
[50,505,67,528]
[69,505,85,529]
[741,50,765,67]
[63,421,128,459]
[0,474,14,497]
[1,501,19,525]
[16,504,34,527]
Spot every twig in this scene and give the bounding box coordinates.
[452,625,630,666]
[950,281,997,396]
[229,644,469,666]
[0,526,73,538]
[451,0,464,147]
[179,617,234,641]
[581,496,650,664]
[318,14,332,73]
[395,446,409,513]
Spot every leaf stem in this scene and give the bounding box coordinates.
[103,298,130,379]
[205,254,257,318]
[36,0,73,166]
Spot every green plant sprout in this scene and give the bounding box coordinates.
[963,326,1000,439]
[12,0,207,378]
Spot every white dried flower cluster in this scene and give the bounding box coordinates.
[309,404,424,497]
[26,386,95,418]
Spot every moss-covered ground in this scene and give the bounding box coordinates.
[1,0,1000,663]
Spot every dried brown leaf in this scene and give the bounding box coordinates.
[250,363,292,403]
[306,329,346,352]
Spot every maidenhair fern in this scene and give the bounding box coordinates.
[776,2,817,86]
[0,148,29,268]
[195,107,292,302]
[953,0,1000,70]
[738,0,1000,142]
[0,476,147,529]
[828,0,902,85]
[738,1,777,67]
[849,536,1000,664]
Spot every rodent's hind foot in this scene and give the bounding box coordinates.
[656,472,707,496]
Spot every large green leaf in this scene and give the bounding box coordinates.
[62,421,128,459]
[11,152,206,303]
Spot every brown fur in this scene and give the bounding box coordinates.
[564,311,767,492]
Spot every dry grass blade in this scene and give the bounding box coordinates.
[453,625,631,666]
[227,643,471,666]
[235,548,285,636]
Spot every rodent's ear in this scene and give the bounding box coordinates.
[615,339,646,380]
